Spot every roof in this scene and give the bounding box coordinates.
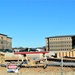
[0,33,7,36]
[7,37,12,39]
[0,33,12,39]
[45,35,75,39]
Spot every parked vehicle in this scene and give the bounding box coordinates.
[7,62,18,73]
[3,49,13,53]
[19,48,38,52]
[0,49,13,53]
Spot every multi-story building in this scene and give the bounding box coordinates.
[0,33,12,50]
[46,35,75,58]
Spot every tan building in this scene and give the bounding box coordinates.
[46,35,75,58]
[0,33,12,50]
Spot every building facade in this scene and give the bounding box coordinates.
[46,35,75,58]
[0,33,12,50]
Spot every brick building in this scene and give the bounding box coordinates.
[45,35,75,58]
[0,33,12,50]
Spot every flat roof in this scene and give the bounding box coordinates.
[0,33,7,36]
[0,33,12,39]
[45,35,75,39]
[7,37,12,39]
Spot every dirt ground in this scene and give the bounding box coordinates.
[1,56,75,75]
[0,66,75,75]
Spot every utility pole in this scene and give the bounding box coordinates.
[60,37,63,75]
[60,55,63,75]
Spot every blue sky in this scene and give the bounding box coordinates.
[0,0,75,48]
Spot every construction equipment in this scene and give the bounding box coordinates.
[14,51,49,69]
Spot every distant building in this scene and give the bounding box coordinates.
[36,48,44,52]
[0,33,12,50]
[45,35,75,58]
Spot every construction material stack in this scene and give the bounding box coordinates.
[0,52,5,64]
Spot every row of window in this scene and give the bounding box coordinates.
[0,41,11,45]
[46,45,72,47]
[49,45,72,47]
[50,49,71,51]
[49,41,72,44]
[49,37,71,40]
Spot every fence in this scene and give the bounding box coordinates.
[0,59,75,75]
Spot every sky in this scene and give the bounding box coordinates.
[0,0,75,48]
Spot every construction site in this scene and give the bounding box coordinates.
[0,34,75,75]
[0,51,75,75]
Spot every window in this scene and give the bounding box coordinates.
[1,41,3,44]
[2,46,4,49]
[1,37,3,39]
